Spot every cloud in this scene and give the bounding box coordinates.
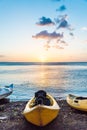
[44,41,66,50]
[33,1,74,51]
[32,30,63,39]
[55,14,73,30]
[32,30,68,50]
[44,43,51,50]
[81,27,87,31]
[36,17,55,26]
[56,5,66,12]
[0,55,5,58]
[54,14,68,24]
[69,32,74,36]
[33,12,74,50]
[58,19,69,29]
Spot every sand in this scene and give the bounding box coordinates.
[0,98,87,130]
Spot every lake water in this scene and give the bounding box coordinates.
[0,62,87,101]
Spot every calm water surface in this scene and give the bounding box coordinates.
[0,62,87,101]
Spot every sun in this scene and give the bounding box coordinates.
[39,55,47,62]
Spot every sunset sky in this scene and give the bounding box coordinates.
[0,0,87,62]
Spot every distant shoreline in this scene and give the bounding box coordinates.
[0,61,87,66]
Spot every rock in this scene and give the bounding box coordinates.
[0,116,8,120]
[0,105,5,111]
[0,98,10,105]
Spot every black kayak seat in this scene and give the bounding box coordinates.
[76,97,87,100]
[34,90,51,106]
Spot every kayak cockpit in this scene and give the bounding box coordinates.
[29,90,53,108]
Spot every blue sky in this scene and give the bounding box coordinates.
[0,0,87,62]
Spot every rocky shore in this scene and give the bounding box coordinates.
[0,98,87,130]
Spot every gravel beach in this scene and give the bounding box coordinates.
[0,99,87,130]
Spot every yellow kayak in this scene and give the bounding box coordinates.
[66,94,87,111]
[23,90,60,126]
